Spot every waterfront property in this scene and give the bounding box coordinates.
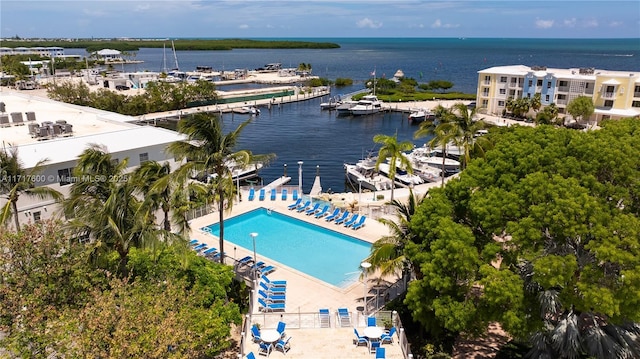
[476,65,640,122]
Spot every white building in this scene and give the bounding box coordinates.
[476,65,640,122]
[0,91,184,228]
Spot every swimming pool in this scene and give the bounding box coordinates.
[202,208,371,288]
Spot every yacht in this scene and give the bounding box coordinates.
[410,146,461,172]
[335,100,358,116]
[349,95,383,116]
[408,108,436,123]
[344,161,393,192]
[376,162,424,187]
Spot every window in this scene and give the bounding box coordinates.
[547,82,552,89]
[546,95,550,102]
[139,152,149,164]
[632,101,640,108]
[635,85,640,93]
[498,100,505,106]
[499,89,506,95]
[484,75,490,82]
[528,80,533,87]
[483,88,489,96]
[500,76,507,83]
[537,79,543,86]
[559,81,568,87]
[58,168,71,186]
[33,211,41,223]
[604,100,614,107]
[482,99,489,107]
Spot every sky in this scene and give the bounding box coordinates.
[1,1,639,39]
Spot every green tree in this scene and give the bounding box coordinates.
[63,144,170,273]
[168,113,272,263]
[0,145,62,231]
[373,133,414,202]
[567,96,595,125]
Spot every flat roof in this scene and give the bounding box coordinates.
[0,90,184,168]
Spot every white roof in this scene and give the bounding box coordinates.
[602,79,621,85]
[96,49,121,55]
[594,108,640,117]
[16,127,183,168]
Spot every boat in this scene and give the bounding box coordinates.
[349,95,383,116]
[408,108,436,123]
[320,96,341,110]
[344,161,394,192]
[410,146,461,172]
[335,100,358,116]
[377,162,424,187]
[207,161,264,183]
[241,106,260,115]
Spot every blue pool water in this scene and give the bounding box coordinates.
[202,208,371,287]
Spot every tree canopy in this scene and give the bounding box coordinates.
[404,119,640,358]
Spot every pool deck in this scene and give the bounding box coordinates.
[188,188,413,359]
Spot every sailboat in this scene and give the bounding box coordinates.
[160,41,184,82]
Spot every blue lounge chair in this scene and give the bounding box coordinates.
[296,200,311,212]
[275,336,292,355]
[375,347,386,359]
[237,255,254,266]
[193,243,207,251]
[287,198,302,210]
[319,308,330,328]
[338,308,352,327]
[305,202,320,215]
[259,265,276,276]
[262,275,287,287]
[248,188,255,201]
[334,211,351,225]
[202,247,218,257]
[281,189,288,200]
[270,188,277,200]
[324,208,341,222]
[258,188,266,201]
[188,239,198,246]
[353,328,368,346]
[251,325,262,343]
[292,189,299,200]
[259,281,286,294]
[342,213,360,227]
[352,216,367,230]
[380,327,396,344]
[245,353,256,359]
[258,289,286,303]
[369,341,381,354]
[258,298,285,312]
[314,205,330,218]
[367,316,377,327]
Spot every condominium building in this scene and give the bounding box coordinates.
[476,65,640,122]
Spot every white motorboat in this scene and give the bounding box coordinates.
[241,106,261,115]
[377,162,424,187]
[410,146,460,172]
[408,108,436,123]
[349,95,383,116]
[320,96,341,110]
[344,162,393,192]
[335,100,358,116]
[208,161,264,183]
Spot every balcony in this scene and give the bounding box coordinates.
[557,86,570,92]
[601,92,616,99]
[556,99,568,105]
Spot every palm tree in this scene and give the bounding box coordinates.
[364,189,426,282]
[0,145,62,231]
[373,133,414,202]
[63,144,168,273]
[131,161,205,236]
[426,122,458,187]
[168,113,273,263]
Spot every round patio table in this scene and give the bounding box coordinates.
[260,329,281,344]
[363,326,384,341]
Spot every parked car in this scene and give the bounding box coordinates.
[115,85,130,91]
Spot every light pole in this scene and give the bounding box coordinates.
[283,163,287,177]
[250,232,258,281]
[358,178,364,205]
[297,161,304,195]
[361,261,371,317]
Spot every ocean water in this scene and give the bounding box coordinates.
[65,38,639,192]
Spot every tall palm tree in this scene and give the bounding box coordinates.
[131,161,205,236]
[426,122,459,187]
[168,113,272,263]
[373,133,414,202]
[0,145,62,231]
[63,144,168,273]
[364,189,426,282]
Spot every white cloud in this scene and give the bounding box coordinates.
[583,19,599,28]
[563,18,577,27]
[431,19,459,29]
[238,24,249,29]
[134,4,151,12]
[535,19,554,29]
[609,21,623,27]
[356,18,382,29]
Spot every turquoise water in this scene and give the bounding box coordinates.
[202,208,372,287]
